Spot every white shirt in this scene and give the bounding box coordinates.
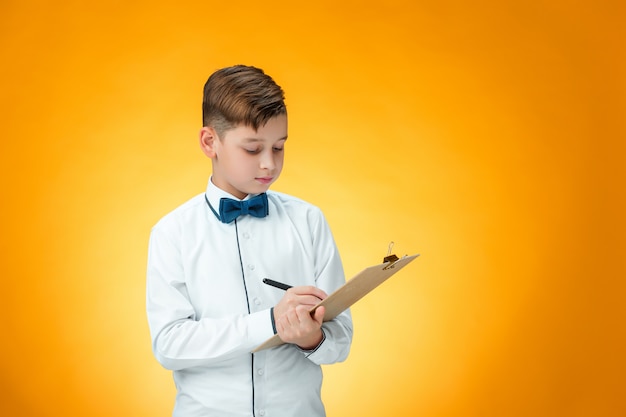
[146,179,353,417]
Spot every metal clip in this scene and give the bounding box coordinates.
[383,241,399,269]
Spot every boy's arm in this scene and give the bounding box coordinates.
[146,223,275,371]
[298,208,353,365]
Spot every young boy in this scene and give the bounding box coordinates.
[146,65,353,417]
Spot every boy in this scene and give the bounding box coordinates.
[146,65,353,417]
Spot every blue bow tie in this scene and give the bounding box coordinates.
[218,193,269,224]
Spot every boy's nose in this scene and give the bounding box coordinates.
[259,152,275,171]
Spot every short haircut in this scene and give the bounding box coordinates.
[202,65,287,136]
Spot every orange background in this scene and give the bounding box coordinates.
[1,1,625,416]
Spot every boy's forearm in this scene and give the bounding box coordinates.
[151,309,274,370]
[303,312,353,364]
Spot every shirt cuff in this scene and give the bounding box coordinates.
[270,307,277,334]
[248,309,276,345]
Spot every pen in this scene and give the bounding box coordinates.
[262,278,292,291]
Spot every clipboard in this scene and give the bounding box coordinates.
[253,253,420,352]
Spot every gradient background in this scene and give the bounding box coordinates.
[1,1,625,416]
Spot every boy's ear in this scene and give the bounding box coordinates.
[199,127,218,158]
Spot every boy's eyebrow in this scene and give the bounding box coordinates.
[243,136,288,142]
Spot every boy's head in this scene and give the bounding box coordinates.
[202,65,286,136]
[199,65,288,200]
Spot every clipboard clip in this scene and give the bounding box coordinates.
[383,241,400,269]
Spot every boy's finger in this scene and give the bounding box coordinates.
[289,285,328,300]
[312,306,325,324]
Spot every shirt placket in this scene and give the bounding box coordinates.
[236,219,270,416]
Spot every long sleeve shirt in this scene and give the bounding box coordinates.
[146,179,353,417]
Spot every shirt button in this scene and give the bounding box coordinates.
[249,264,255,270]
[259,410,265,416]
[254,298,261,305]
[258,369,264,375]
[243,232,250,239]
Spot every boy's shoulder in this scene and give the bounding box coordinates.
[152,192,206,230]
[266,190,330,228]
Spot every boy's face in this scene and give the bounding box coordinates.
[200,114,287,199]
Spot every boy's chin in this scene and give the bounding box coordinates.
[253,180,276,192]
[238,184,272,196]
[253,185,272,195]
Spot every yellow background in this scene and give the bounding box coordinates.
[1,1,625,415]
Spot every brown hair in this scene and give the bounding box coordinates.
[202,65,286,136]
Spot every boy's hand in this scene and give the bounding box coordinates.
[273,286,327,350]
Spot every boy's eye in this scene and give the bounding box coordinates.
[273,147,284,152]
[245,148,261,154]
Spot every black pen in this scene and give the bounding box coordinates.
[262,278,292,291]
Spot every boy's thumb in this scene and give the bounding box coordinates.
[312,306,326,324]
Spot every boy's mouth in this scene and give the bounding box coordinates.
[256,177,273,185]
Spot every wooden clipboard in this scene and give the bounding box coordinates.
[253,253,420,352]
